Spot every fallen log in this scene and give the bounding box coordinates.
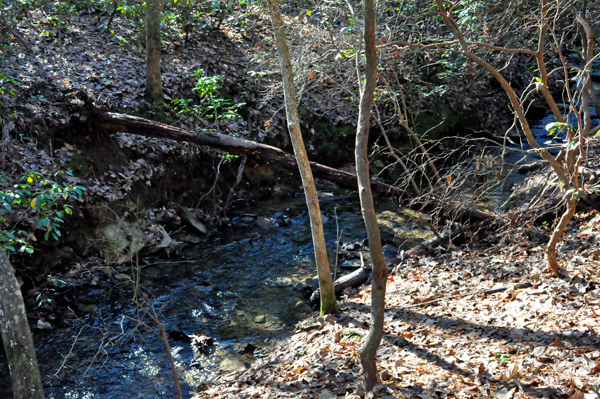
[310,266,372,305]
[404,224,466,257]
[73,109,496,223]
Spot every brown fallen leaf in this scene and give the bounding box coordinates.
[569,391,584,399]
[478,363,486,375]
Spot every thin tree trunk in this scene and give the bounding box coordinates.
[145,0,164,104]
[159,321,183,399]
[536,0,565,125]
[547,16,596,276]
[546,195,576,276]
[266,0,337,315]
[0,250,45,399]
[356,0,387,391]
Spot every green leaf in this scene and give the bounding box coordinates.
[44,231,50,241]
[39,218,50,228]
[5,246,15,252]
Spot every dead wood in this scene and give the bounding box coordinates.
[310,266,372,305]
[396,282,533,310]
[404,224,466,257]
[75,108,495,224]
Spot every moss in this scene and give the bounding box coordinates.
[341,330,362,342]
[70,153,91,175]
[243,164,278,186]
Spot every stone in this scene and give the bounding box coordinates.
[99,222,145,264]
[254,315,266,323]
[194,284,213,292]
[255,217,276,230]
[382,244,397,258]
[293,278,319,291]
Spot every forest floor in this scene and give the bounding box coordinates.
[193,214,600,399]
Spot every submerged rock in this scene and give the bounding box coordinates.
[291,229,311,243]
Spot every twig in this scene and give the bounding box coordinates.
[417,215,440,238]
[397,282,533,310]
[333,207,344,282]
[222,155,247,217]
[373,104,421,195]
[196,156,224,209]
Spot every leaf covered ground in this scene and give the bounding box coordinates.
[194,216,600,399]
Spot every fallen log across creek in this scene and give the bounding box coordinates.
[75,108,496,224]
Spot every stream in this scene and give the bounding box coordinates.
[4,191,433,399]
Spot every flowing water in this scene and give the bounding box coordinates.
[7,191,431,399]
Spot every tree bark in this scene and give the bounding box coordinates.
[0,250,45,399]
[145,0,164,104]
[266,0,337,315]
[355,0,386,391]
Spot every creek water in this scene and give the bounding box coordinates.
[15,191,432,399]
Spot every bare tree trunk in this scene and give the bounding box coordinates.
[0,250,45,399]
[145,0,164,105]
[546,195,576,276]
[356,0,387,391]
[266,0,337,315]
